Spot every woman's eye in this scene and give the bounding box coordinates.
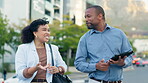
[42,29,46,31]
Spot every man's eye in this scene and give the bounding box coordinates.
[87,15,91,18]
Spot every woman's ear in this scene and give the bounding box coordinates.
[33,32,37,38]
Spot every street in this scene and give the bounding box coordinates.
[69,66,148,83]
[123,66,148,83]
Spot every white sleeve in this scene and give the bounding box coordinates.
[53,45,67,72]
[15,45,28,80]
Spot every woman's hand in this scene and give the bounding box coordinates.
[36,62,50,70]
[24,63,50,78]
[48,66,59,74]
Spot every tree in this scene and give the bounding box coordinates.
[0,11,23,75]
[51,24,87,51]
[50,16,88,51]
[130,41,137,52]
[0,11,10,76]
[0,12,9,54]
[6,28,21,52]
[7,18,31,52]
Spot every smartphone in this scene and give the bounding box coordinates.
[111,51,133,61]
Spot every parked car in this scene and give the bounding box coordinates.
[135,60,148,67]
[142,60,148,65]
[132,58,140,65]
[4,75,18,83]
[0,78,4,83]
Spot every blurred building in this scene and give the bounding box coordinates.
[0,0,63,25]
[63,0,86,25]
[133,39,148,53]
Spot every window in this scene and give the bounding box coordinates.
[45,9,51,16]
[47,0,51,2]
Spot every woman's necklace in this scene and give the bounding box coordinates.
[37,48,44,56]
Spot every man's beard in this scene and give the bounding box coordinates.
[87,24,95,29]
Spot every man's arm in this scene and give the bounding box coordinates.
[117,31,133,67]
[74,37,97,73]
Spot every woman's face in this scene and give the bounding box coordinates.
[33,24,50,43]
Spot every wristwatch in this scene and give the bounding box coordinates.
[58,67,62,72]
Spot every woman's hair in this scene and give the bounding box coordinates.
[21,18,49,44]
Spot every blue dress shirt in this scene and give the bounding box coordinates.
[74,24,133,81]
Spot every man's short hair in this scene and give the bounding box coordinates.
[87,5,105,20]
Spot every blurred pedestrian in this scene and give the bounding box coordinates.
[3,68,7,80]
[15,18,67,83]
[74,5,133,83]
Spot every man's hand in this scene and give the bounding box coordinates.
[109,56,126,66]
[96,59,110,71]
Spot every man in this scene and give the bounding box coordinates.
[3,69,7,80]
[74,5,133,83]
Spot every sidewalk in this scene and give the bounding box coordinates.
[68,66,134,80]
[123,66,134,71]
[0,67,87,81]
[69,65,134,72]
[68,66,87,80]
[0,67,85,80]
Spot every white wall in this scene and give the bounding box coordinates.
[133,39,148,53]
[3,0,29,25]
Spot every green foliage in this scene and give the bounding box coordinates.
[0,11,22,54]
[64,71,72,75]
[8,19,31,52]
[50,20,88,52]
[129,41,137,52]
[0,11,9,55]
[0,11,13,74]
[6,28,21,52]
[3,63,11,72]
[63,56,75,66]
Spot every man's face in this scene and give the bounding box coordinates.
[85,8,100,29]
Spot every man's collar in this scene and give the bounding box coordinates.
[90,24,112,34]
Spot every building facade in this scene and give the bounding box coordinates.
[63,0,86,25]
[0,0,63,25]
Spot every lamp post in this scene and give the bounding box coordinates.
[29,0,32,20]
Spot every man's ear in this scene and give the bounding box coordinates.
[97,13,103,20]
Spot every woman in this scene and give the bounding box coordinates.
[15,18,67,83]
